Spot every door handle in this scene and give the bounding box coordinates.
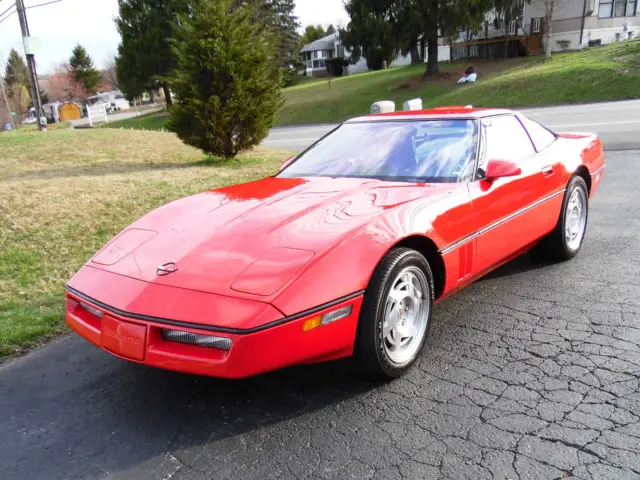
[542,166,554,176]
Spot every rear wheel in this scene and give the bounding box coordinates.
[531,176,589,262]
[355,248,434,379]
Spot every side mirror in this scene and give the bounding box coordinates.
[484,159,521,180]
[280,156,295,172]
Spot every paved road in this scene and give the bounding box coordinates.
[263,99,640,152]
[2,148,639,479]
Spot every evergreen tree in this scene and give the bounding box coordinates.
[115,0,189,105]
[342,0,492,74]
[168,0,283,158]
[326,24,337,35]
[68,44,102,99]
[263,0,301,86]
[4,49,31,118]
[400,0,491,74]
[301,25,326,45]
[5,49,29,88]
[341,0,400,70]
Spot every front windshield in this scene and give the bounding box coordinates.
[279,119,478,183]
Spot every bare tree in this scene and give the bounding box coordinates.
[48,63,87,102]
[0,79,12,128]
[544,0,558,58]
[103,54,119,90]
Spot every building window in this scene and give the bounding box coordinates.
[599,1,613,17]
[532,17,542,34]
[509,20,517,35]
[600,0,636,17]
[452,46,466,61]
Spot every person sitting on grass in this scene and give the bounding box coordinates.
[457,66,478,84]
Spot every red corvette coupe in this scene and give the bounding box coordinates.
[66,107,605,379]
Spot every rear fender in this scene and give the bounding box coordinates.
[556,133,605,197]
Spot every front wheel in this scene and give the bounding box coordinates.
[531,176,589,262]
[355,248,434,379]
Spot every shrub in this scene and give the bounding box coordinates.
[325,58,348,77]
[167,0,283,157]
[366,47,386,70]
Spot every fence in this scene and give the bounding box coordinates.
[86,103,108,126]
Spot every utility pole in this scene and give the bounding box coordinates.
[15,0,46,131]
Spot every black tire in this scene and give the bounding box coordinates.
[355,247,435,379]
[531,176,589,262]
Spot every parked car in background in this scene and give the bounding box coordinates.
[86,90,131,114]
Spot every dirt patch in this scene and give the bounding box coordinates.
[391,72,455,91]
[423,71,456,80]
[391,57,536,92]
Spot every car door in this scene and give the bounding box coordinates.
[469,114,563,275]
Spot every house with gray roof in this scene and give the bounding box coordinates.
[300,32,414,77]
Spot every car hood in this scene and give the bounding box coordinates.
[89,176,452,299]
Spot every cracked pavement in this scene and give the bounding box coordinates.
[1,151,639,480]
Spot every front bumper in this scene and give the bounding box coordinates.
[66,289,363,379]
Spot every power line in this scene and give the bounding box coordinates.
[0,0,63,25]
[26,0,63,10]
[0,9,15,24]
[0,0,62,24]
[0,3,14,18]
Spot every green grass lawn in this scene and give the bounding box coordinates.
[0,128,291,358]
[106,40,640,130]
[279,40,640,124]
[102,110,169,130]
[17,122,70,131]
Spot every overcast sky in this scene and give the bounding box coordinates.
[0,0,349,74]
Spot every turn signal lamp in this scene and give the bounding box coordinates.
[302,305,353,332]
[302,317,322,332]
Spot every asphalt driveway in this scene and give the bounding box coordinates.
[2,150,639,480]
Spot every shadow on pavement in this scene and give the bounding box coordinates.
[1,340,379,479]
[480,252,555,281]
